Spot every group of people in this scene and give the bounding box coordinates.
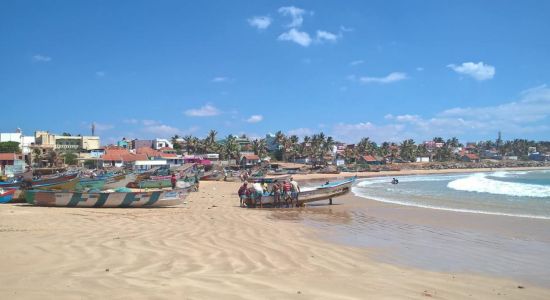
[238,177,301,208]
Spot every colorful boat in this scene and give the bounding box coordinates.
[245,176,356,207]
[24,187,190,208]
[33,177,80,190]
[76,178,106,191]
[0,188,16,203]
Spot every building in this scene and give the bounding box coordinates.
[117,138,129,149]
[34,131,100,151]
[265,133,279,152]
[131,139,153,151]
[101,147,148,167]
[461,153,480,163]
[0,153,26,176]
[0,128,36,155]
[240,154,260,168]
[358,155,382,165]
[153,138,173,150]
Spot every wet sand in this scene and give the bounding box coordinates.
[1,181,549,299]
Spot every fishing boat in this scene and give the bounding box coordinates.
[76,178,106,190]
[0,188,16,203]
[200,170,224,181]
[24,187,191,208]
[32,177,80,190]
[245,176,356,207]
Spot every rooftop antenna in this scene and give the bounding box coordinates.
[92,122,96,136]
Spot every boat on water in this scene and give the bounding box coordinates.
[24,186,191,208]
[245,176,356,207]
[0,188,16,203]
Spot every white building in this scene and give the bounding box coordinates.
[153,138,173,150]
[0,129,36,155]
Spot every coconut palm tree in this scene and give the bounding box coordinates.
[399,139,417,162]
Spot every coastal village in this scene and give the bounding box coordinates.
[0,126,548,177]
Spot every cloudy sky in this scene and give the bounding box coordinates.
[1,1,549,144]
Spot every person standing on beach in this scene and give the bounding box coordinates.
[238,182,248,207]
[271,180,281,208]
[282,180,292,207]
[171,173,177,189]
[290,177,300,204]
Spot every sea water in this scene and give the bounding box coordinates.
[353,170,550,219]
[302,170,550,286]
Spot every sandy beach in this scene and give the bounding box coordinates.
[1,173,550,299]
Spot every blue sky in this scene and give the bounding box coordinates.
[1,0,549,144]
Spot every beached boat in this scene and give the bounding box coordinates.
[200,170,224,181]
[33,177,80,190]
[24,187,191,208]
[245,176,356,207]
[0,188,16,203]
[76,178,106,190]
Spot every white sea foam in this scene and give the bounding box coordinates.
[352,188,550,220]
[356,174,460,187]
[447,173,550,198]
[490,171,528,178]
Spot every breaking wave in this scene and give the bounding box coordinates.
[447,173,550,198]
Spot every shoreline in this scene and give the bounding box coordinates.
[300,192,550,288]
[291,165,550,182]
[1,180,550,299]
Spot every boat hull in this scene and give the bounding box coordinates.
[246,177,355,206]
[25,188,189,208]
[0,189,16,203]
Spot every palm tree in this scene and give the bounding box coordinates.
[222,135,239,160]
[399,139,417,162]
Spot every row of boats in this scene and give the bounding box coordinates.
[0,166,357,208]
[0,168,197,207]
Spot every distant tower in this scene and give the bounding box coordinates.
[91,122,96,136]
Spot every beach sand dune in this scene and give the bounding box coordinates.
[1,181,549,299]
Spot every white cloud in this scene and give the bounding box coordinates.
[359,72,408,84]
[32,54,52,62]
[246,115,263,123]
[143,124,182,137]
[123,119,139,124]
[316,30,339,43]
[339,26,354,32]
[447,61,495,81]
[332,122,406,143]
[211,77,229,83]
[332,85,550,142]
[278,6,308,28]
[184,104,221,117]
[278,28,312,47]
[350,60,364,66]
[248,16,272,29]
[96,71,105,77]
[287,127,313,137]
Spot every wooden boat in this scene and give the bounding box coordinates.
[245,176,356,207]
[0,188,16,203]
[24,187,191,208]
[33,177,80,190]
[76,178,106,191]
[200,170,224,181]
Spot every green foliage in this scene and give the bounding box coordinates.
[0,141,21,153]
[63,152,78,165]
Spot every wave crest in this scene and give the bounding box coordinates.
[447,173,550,198]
